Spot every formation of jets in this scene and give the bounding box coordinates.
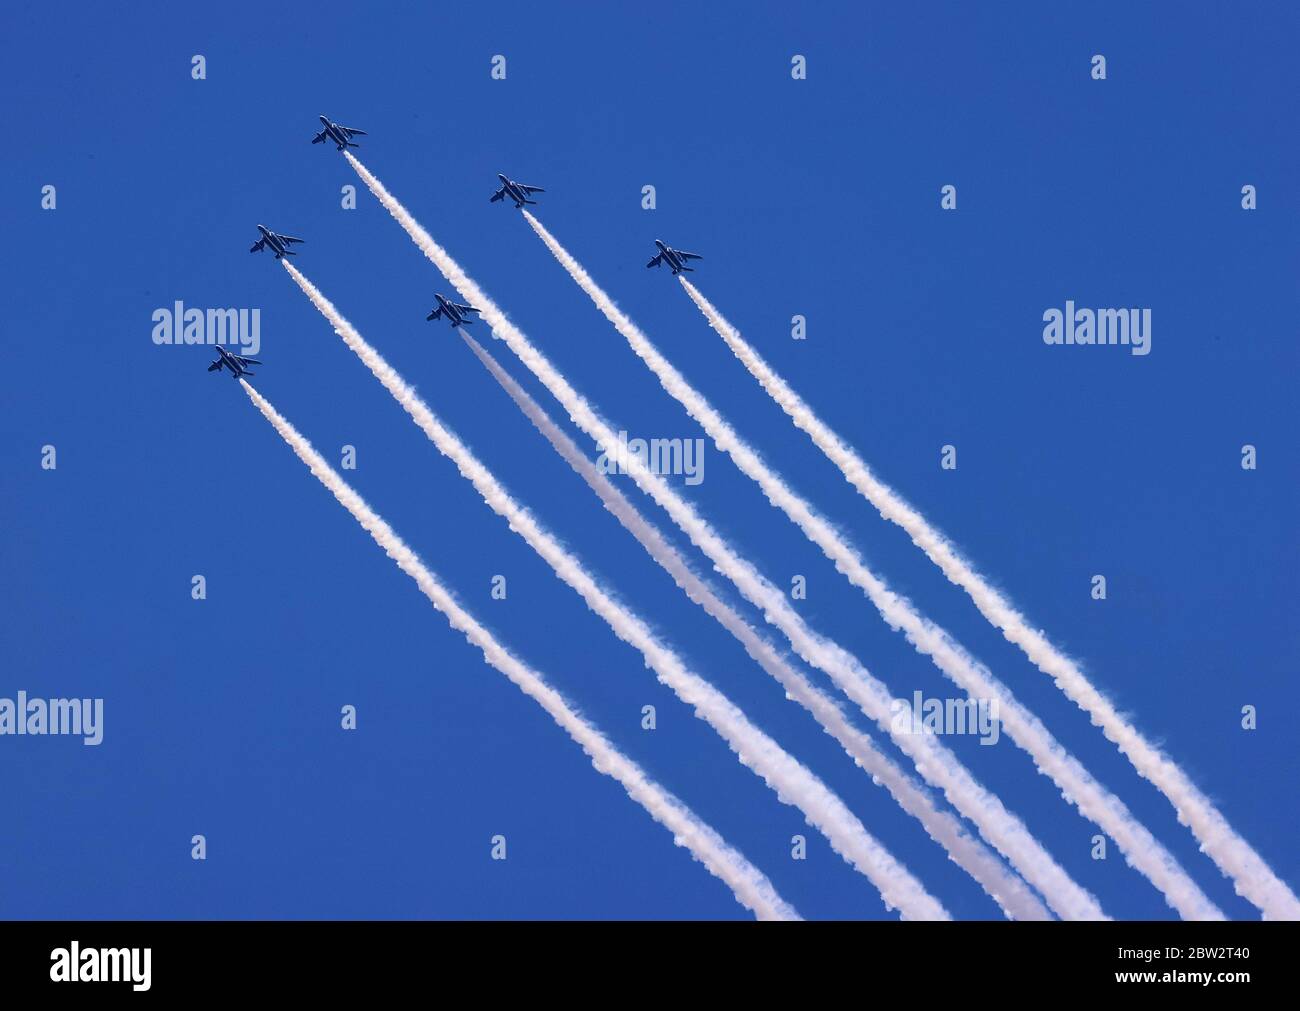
[249,224,304,259]
[207,345,262,379]
[427,293,482,327]
[221,118,707,378]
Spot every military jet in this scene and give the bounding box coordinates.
[249,225,304,259]
[426,293,482,327]
[311,115,367,151]
[646,240,702,275]
[207,344,262,379]
[490,174,544,209]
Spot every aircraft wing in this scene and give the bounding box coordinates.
[519,185,545,193]
[235,356,261,366]
[646,254,663,268]
[455,302,480,313]
[427,307,443,320]
[279,235,305,244]
[677,251,703,260]
[250,239,266,252]
[311,132,326,144]
[341,126,367,137]
[489,189,506,203]
[207,360,223,372]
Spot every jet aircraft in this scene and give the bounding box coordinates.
[490,174,544,208]
[426,293,482,327]
[646,240,703,275]
[207,344,262,379]
[250,225,304,259]
[312,115,367,151]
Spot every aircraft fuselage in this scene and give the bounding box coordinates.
[498,175,530,208]
[258,225,289,258]
[320,116,349,150]
[656,240,687,274]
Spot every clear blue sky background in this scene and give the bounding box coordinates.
[2,1,1295,919]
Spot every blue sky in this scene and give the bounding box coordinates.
[2,1,1296,919]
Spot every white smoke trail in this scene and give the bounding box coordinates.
[238,379,799,921]
[682,281,1298,921]
[520,212,1220,920]
[343,155,1097,921]
[281,262,948,921]
[462,331,1050,919]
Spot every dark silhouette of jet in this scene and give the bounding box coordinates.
[207,344,261,379]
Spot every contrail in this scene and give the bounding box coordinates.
[520,213,1221,920]
[681,281,1298,922]
[462,331,1050,920]
[343,155,1097,921]
[280,261,948,920]
[237,379,799,922]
